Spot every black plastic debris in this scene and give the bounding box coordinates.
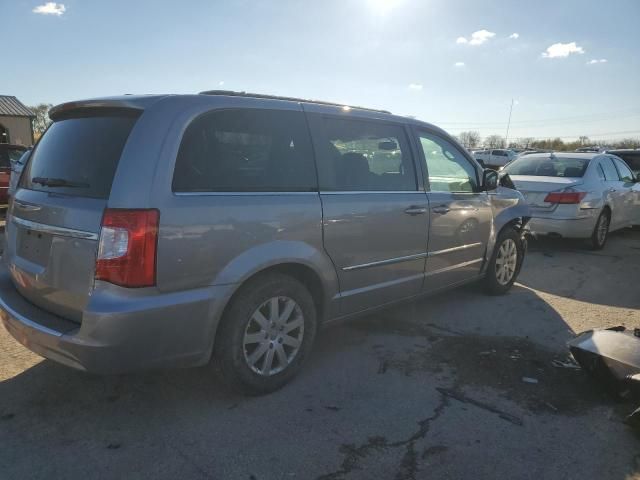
[568,327,640,429]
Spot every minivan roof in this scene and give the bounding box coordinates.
[49,92,449,137]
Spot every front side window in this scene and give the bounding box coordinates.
[615,153,640,176]
[419,133,478,193]
[315,118,416,191]
[173,109,316,192]
[612,157,635,182]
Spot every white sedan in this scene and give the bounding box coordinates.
[502,152,640,249]
[472,149,517,169]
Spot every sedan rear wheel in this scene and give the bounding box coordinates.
[590,210,610,250]
[485,227,524,295]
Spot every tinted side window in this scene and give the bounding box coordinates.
[173,109,316,192]
[316,118,416,191]
[600,158,620,181]
[419,133,478,193]
[612,157,635,182]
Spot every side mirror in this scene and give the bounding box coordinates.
[483,169,499,191]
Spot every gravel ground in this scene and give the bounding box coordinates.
[1,228,639,479]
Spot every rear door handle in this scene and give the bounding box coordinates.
[432,205,450,214]
[404,205,428,215]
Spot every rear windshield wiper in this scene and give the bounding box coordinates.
[32,177,90,188]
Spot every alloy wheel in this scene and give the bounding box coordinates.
[243,296,305,376]
[596,214,609,246]
[495,238,518,286]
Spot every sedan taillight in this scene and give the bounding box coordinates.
[96,209,159,288]
[544,191,587,204]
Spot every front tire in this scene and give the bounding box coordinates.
[589,210,610,250]
[485,227,524,295]
[214,273,317,395]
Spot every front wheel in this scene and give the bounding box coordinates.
[214,273,317,395]
[485,227,525,295]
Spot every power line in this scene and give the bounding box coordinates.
[434,108,640,127]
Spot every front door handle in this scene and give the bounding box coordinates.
[432,205,450,214]
[404,205,428,215]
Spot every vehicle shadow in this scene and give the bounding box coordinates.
[518,227,640,310]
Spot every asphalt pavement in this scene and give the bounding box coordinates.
[1,228,639,479]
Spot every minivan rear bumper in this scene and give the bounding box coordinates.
[0,267,234,374]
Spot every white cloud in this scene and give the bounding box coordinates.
[587,58,607,65]
[509,33,519,39]
[218,81,225,86]
[456,37,468,44]
[541,42,585,58]
[454,62,465,67]
[470,30,495,45]
[408,83,423,91]
[32,2,66,15]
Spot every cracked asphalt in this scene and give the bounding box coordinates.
[1,228,640,479]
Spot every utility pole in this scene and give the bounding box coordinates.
[505,98,514,148]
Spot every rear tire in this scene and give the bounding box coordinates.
[485,227,524,295]
[589,210,610,250]
[214,273,317,395]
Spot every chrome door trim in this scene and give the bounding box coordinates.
[427,242,482,257]
[425,258,483,277]
[321,191,425,195]
[173,191,319,197]
[342,252,428,271]
[11,217,99,241]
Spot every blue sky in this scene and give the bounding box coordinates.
[3,0,640,141]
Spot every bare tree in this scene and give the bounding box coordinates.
[614,138,640,149]
[29,104,53,137]
[578,136,590,146]
[484,135,505,148]
[458,131,481,149]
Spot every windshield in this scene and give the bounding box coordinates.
[503,156,590,177]
[20,114,139,198]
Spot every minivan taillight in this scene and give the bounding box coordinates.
[544,191,587,204]
[96,209,159,287]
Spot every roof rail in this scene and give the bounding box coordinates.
[198,90,391,114]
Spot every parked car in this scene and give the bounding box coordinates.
[606,149,640,178]
[503,152,640,249]
[8,148,31,198]
[0,144,27,204]
[473,149,517,169]
[0,92,530,394]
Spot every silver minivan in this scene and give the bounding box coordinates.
[0,92,530,394]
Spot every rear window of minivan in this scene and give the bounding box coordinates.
[20,113,139,199]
